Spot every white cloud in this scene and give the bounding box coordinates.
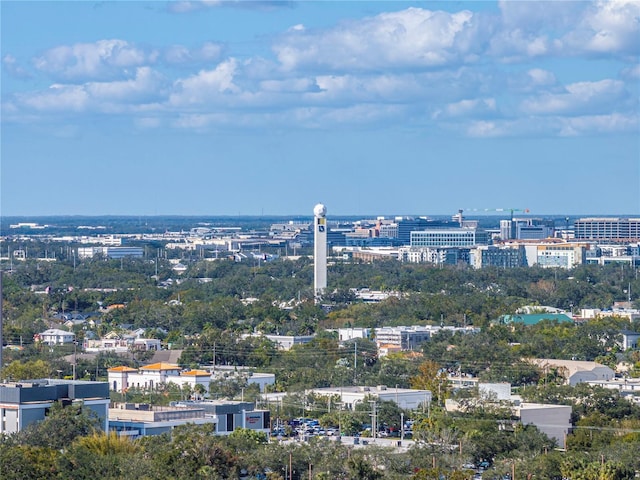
[9,67,166,115]
[561,0,640,56]
[274,7,479,71]
[559,112,639,136]
[3,54,31,79]
[164,42,223,65]
[168,1,222,14]
[621,64,640,80]
[437,98,497,119]
[488,28,550,60]
[467,120,504,137]
[498,1,582,32]
[19,84,89,112]
[5,3,637,140]
[34,39,148,81]
[169,59,240,106]
[134,117,163,129]
[259,77,319,93]
[85,67,166,102]
[527,68,556,87]
[521,79,628,115]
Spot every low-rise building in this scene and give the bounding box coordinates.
[517,403,572,449]
[260,334,315,351]
[108,400,270,439]
[448,383,572,448]
[374,325,479,352]
[529,359,615,386]
[306,385,431,411]
[334,327,371,342]
[0,379,110,434]
[108,363,275,394]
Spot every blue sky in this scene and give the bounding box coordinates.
[1,0,639,217]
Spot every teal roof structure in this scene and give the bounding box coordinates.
[499,313,574,325]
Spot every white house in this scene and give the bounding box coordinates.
[35,329,75,346]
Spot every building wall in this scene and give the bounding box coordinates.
[519,404,572,448]
[410,228,488,248]
[575,218,640,242]
[0,381,109,434]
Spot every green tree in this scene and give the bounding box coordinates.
[15,402,100,450]
[1,359,52,380]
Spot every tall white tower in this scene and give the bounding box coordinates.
[313,203,327,298]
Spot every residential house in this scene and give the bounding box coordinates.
[35,329,75,346]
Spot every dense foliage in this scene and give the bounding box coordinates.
[1,244,640,478]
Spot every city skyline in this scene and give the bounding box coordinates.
[1,1,639,217]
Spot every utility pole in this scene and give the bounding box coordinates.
[369,400,377,441]
[354,342,358,383]
[73,340,77,380]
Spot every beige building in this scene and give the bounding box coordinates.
[529,359,615,386]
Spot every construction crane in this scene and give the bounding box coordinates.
[455,208,530,238]
[458,207,530,221]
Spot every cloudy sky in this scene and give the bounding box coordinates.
[1,0,638,217]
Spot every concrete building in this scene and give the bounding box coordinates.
[574,218,640,242]
[175,400,270,436]
[77,246,144,259]
[585,377,640,403]
[396,217,455,244]
[529,359,615,386]
[0,379,110,434]
[619,330,640,350]
[517,403,572,449]
[470,245,527,269]
[260,334,315,351]
[108,363,275,394]
[374,325,479,352]
[108,400,270,439]
[580,307,640,322]
[307,385,431,411]
[500,219,554,240]
[374,326,434,351]
[453,383,571,448]
[336,328,371,342]
[313,203,328,297]
[410,228,489,248]
[535,243,587,268]
[479,383,511,401]
[398,246,469,265]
